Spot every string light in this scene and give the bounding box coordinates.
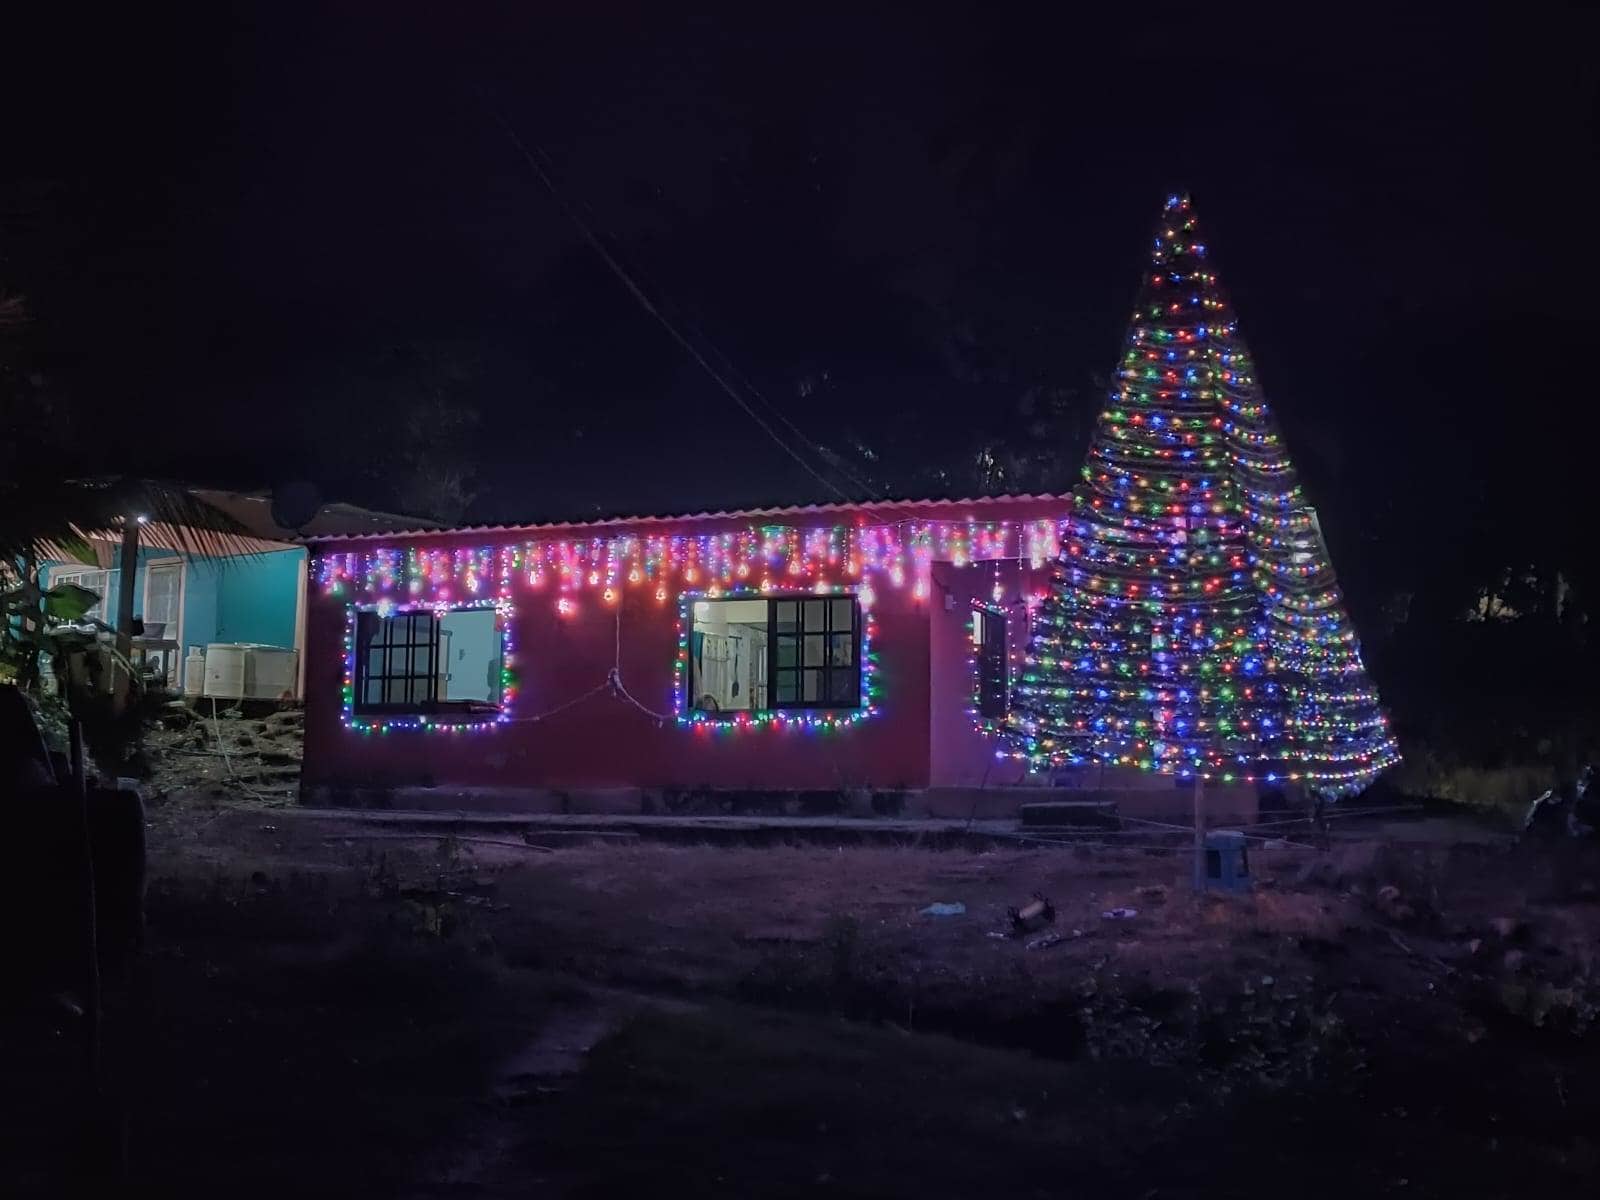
[1003,194,1398,797]
[315,518,1071,602]
[340,598,517,734]
[671,586,880,731]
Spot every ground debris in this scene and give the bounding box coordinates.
[142,700,304,805]
[1007,892,1055,934]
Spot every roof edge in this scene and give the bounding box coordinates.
[301,492,1075,545]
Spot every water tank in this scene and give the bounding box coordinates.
[246,646,299,701]
[182,647,207,696]
[203,644,249,699]
[203,643,301,701]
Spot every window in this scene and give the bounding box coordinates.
[689,595,861,713]
[354,607,503,716]
[50,568,116,622]
[973,607,1007,719]
[143,561,182,640]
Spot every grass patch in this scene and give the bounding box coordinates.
[71,868,544,1195]
[521,1005,1186,1198]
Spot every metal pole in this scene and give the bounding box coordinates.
[1192,772,1205,891]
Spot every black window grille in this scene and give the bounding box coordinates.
[975,608,1008,719]
[354,608,504,717]
[355,610,455,714]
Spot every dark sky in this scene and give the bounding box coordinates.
[5,4,1597,607]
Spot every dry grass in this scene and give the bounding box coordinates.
[18,800,1590,1197]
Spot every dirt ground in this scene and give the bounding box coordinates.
[7,793,1600,1198]
[138,700,304,805]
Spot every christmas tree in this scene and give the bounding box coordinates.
[1006,194,1398,796]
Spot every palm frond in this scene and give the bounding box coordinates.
[0,477,262,565]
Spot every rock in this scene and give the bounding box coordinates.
[160,702,196,728]
[1374,884,1413,922]
[1136,885,1168,903]
[257,749,301,766]
[1502,949,1526,973]
[1467,938,1483,955]
[1293,859,1338,889]
[263,709,304,730]
[1489,917,1523,940]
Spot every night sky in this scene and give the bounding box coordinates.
[5,5,1597,615]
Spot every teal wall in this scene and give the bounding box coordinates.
[41,545,305,653]
[212,548,303,646]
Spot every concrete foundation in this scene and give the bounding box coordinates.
[301,776,1266,826]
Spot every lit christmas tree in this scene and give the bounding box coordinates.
[1006,194,1398,796]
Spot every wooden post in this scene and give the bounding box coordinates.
[113,513,140,708]
[18,548,42,691]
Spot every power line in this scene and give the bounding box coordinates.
[475,89,853,501]
[507,139,872,497]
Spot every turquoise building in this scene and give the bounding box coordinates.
[39,489,431,697]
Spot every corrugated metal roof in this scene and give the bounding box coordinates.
[190,489,444,541]
[300,493,1074,544]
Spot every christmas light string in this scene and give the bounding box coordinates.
[1003,194,1399,797]
[340,596,517,734]
[673,586,881,732]
[315,517,1070,607]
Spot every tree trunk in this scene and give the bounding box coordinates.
[113,514,139,707]
[17,548,42,690]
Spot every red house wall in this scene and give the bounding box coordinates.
[303,583,928,799]
[927,560,1051,789]
[299,498,1072,806]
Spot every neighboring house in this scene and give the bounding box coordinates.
[41,490,435,698]
[300,494,1090,815]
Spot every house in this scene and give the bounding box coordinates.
[299,493,1264,820]
[40,490,436,699]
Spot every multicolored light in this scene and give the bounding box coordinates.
[672,586,881,731]
[340,597,517,734]
[315,518,1069,606]
[1003,194,1399,797]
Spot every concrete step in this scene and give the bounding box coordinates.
[1018,799,1120,830]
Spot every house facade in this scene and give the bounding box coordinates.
[42,537,308,694]
[299,495,1087,812]
[40,490,434,699]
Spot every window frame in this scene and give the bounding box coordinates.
[346,600,511,728]
[51,567,113,622]
[141,557,185,642]
[685,593,864,716]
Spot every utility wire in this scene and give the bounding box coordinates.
[476,90,853,501]
[700,341,884,498]
[509,137,877,500]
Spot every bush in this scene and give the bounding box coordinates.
[1393,744,1556,819]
